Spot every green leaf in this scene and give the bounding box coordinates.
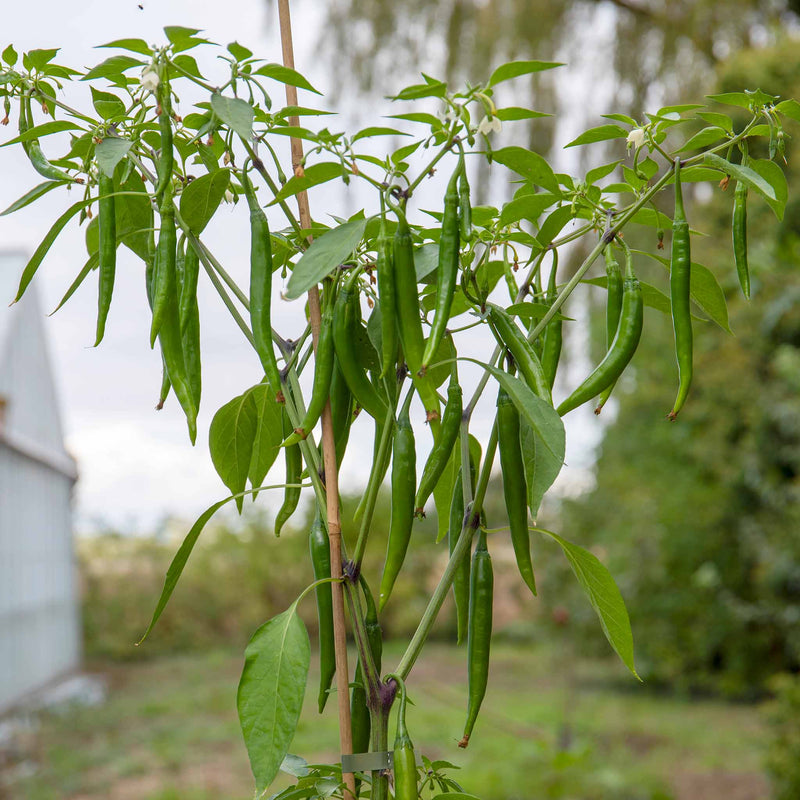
[537,529,638,678]
[351,126,409,143]
[565,124,628,148]
[116,170,154,262]
[285,217,367,299]
[50,253,98,315]
[491,147,560,194]
[536,205,574,248]
[23,48,59,71]
[499,193,558,227]
[210,92,254,140]
[2,45,18,66]
[415,242,440,282]
[387,112,442,127]
[13,197,93,302]
[81,55,144,81]
[695,111,733,133]
[238,603,310,793]
[390,80,447,101]
[209,390,258,512]
[280,754,310,778]
[254,63,320,95]
[1,120,82,147]
[703,152,778,205]
[775,98,800,123]
[95,136,132,177]
[164,26,210,53]
[602,113,637,126]
[98,38,152,56]
[585,161,621,185]
[748,158,788,221]
[487,59,563,87]
[433,442,459,543]
[657,103,704,115]
[706,92,753,109]
[91,86,125,120]
[180,168,231,234]
[520,418,562,520]
[247,383,284,492]
[495,106,550,121]
[676,126,728,153]
[227,41,253,62]
[0,180,68,216]
[271,162,346,204]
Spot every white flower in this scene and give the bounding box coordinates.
[477,115,502,136]
[140,65,160,93]
[224,189,234,204]
[626,128,646,150]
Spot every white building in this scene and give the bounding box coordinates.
[0,250,80,714]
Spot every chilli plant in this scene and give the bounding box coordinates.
[1,6,798,799]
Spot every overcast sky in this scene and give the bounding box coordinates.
[0,0,618,533]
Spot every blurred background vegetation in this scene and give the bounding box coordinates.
[7,0,800,798]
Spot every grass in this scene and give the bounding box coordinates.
[8,639,770,800]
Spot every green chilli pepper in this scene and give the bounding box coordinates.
[595,243,624,415]
[329,358,354,468]
[20,95,77,183]
[309,514,335,713]
[379,390,417,611]
[414,377,462,515]
[540,251,562,391]
[557,240,643,417]
[387,674,418,800]
[284,301,335,445]
[154,67,174,204]
[497,386,536,595]
[459,527,493,749]
[178,240,202,410]
[733,148,750,300]
[243,166,283,401]
[149,188,178,347]
[377,214,398,380]
[668,159,692,421]
[351,577,382,756]
[421,163,461,373]
[332,271,388,421]
[393,207,425,376]
[449,468,470,644]
[487,304,552,404]
[275,409,302,537]
[95,170,117,346]
[459,166,472,242]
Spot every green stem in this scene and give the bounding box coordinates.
[405,124,460,196]
[343,581,381,696]
[369,703,390,800]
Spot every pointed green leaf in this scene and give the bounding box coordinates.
[775,98,800,123]
[705,92,753,109]
[676,126,728,153]
[247,383,284,492]
[536,205,574,248]
[81,55,144,81]
[520,418,562,519]
[95,136,132,177]
[285,217,367,299]
[227,41,253,62]
[495,107,550,121]
[537,529,638,678]
[389,80,447,101]
[210,92,254,139]
[0,180,68,216]
[254,63,320,95]
[487,59,563,87]
[565,124,628,148]
[50,253,98,315]
[116,170,154,262]
[238,603,310,792]
[98,38,152,56]
[1,120,82,147]
[748,158,788,221]
[209,390,258,512]
[351,126,409,143]
[695,111,733,133]
[387,112,442,126]
[91,87,125,120]
[179,168,230,234]
[499,193,558,227]
[491,147,560,195]
[271,162,346,205]
[586,160,621,185]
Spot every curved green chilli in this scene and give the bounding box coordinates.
[329,358,354,468]
[243,167,282,401]
[388,674,418,800]
[557,245,643,418]
[274,410,302,537]
[414,378,462,515]
[459,527,493,749]
[376,215,398,379]
[540,250,562,390]
[351,577,382,755]
[378,391,416,611]
[421,163,461,372]
[20,95,76,183]
[733,149,750,299]
[309,515,335,713]
[459,166,472,242]
[284,301,335,445]
[595,242,624,415]
[149,188,178,347]
[178,240,202,410]
[154,67,174,203]
[393,208,425,375]
[95,171,117,346]
[332,271,388,421]
[487,304,552,404]
[497,387,536,596]
[449,468,470,644]
[668,159,692,420]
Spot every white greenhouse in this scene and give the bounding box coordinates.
[0,250,80,714]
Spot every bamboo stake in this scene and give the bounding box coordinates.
[276,3,356,797]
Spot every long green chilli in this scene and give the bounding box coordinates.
[557,239,643,417]
[595,243,624,415]
[540,250,562,391]
[178,240,202,410]
[379,390,416,611]
[459,166,472,242]
[351,577,382,756]
[393,206,425,376]
[274,409,302,537]
[243,166,283,401]
[414,377,462,515]
[668,158,693,420]
[449,468,470,644]
[20,95,77,183]
[459,527,493,749]
[309,514,335,713]
[421,162,461,373]
[733,146,750,299]
[95,171,116,346]
[329,358,353,468]
[154,65,173,204]
[388,674,418,800]
[150,190,177,347]
[376,213,398,379]
[497,386,536,596]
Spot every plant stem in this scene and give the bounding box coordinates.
[369,702,390,800]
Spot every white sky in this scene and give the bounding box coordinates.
[0,0,619,533]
